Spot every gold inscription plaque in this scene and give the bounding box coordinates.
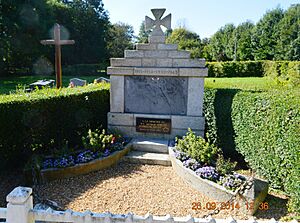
[136,117,171,134]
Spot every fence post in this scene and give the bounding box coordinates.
[6,187,34,223]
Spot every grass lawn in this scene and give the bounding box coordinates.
[205,77,279,91]
[0,75,108,94]
[0,76,282,95]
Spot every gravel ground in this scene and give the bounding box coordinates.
[0,162,292,220]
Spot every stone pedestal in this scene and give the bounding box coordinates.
[107,42,207,139]
[107,9,207,139]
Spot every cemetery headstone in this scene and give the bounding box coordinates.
[94,77,110,83]
[107,8,207,139]
[70,78,87,87]
[27,79,55,92]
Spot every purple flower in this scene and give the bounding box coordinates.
[102,149,110,157]
[183,158,201,171]
[173,149,190,162]
[195,166,219,181]
[76,150,95,163]
[219,174,245,191]
[52,156,74,168]
[42,159,53,169]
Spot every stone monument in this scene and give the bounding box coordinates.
[107,8,207,139]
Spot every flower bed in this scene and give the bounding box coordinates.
[39,144,131,182]
[169,129,268,215]
[25,129,132,183]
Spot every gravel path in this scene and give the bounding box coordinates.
[0,162,291,220]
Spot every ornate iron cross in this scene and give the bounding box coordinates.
[41,24,75,89]
[145,9,171,36]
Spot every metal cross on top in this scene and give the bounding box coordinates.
[145,8,171,39]
[41,24,75,89]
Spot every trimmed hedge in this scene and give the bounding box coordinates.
[63,63,108,76]
[204,88,300,213]
[263,61,300,86]
[207,61,264,77]
[207,61,300,86]
[0,84,110,169]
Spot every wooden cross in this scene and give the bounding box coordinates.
[41,24,75,89]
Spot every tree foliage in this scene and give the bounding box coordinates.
[275,4,300,60]
[1,2,300,76]
[166,28,203,58]
[251,7,284,60]
[137,21,151,43]
[206,4,299,62]
[107,22,134,58]
[0,0,110,76]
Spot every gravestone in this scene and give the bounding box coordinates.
[95,77,110,83]
[70,78,87,87]
[107,8,207,139]
[29,79,55,91]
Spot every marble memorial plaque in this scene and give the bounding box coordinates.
[125,76,188,115]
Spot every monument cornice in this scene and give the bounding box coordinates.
[107,67,208,77]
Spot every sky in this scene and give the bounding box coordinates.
[102,0,298,38]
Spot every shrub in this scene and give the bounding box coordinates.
[231,89,300,212]
[207,61,264,77]
[176,129,220,165]
[62,63,108,76]
[207,60,300,86]
[82,129,113,153]
[262,61,300,86]
[216,154,237,176]
[0,84,110,169]
[204,88,300,212]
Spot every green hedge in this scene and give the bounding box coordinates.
[63,63,108,76]
[204,88,300,213]
[0,84,110,169]
[263,61,300,86]
[207,61,264,77]
[207,61,300,86]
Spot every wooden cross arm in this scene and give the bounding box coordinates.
[41,40,55,45]
[40,40,75,45]
[60,40,75,45]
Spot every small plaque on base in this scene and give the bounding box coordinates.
[136,117,171,134]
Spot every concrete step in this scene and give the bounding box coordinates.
[131,138,169,154]
[123,151,171,166]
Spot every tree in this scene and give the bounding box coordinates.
[137,21,151,43]
[275,4,300,60]
[0,0,110,76]
[209,24,235,61]
[251,7,284,60]
[49,0,110,64]
[166,28,203,58]
[107,22,134,58]
[233,21,254,61]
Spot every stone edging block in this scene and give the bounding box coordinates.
[168,147,269,215]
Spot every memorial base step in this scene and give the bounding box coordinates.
[123,151,171,166]
[131,138,169,154]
